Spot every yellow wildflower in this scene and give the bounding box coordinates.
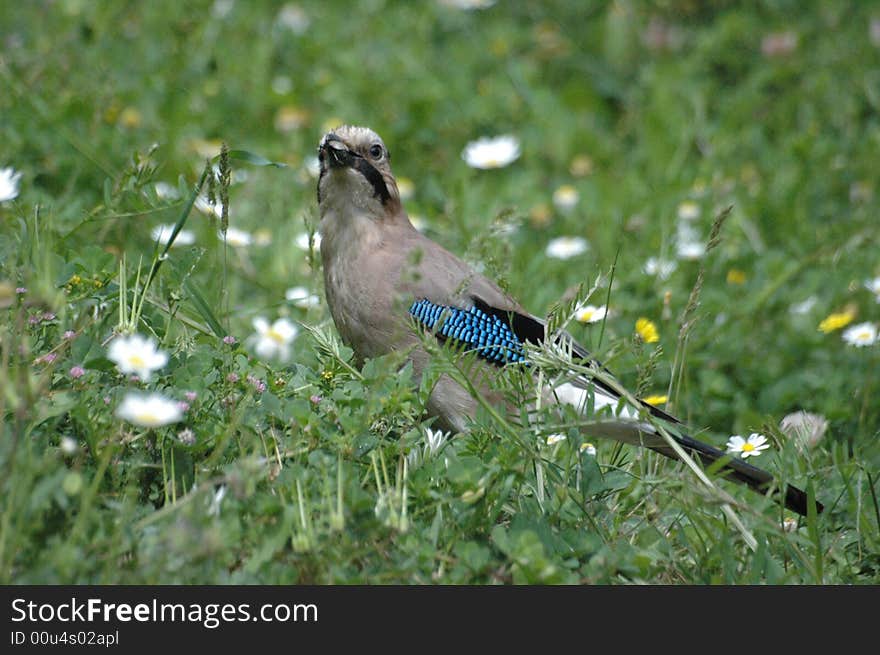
[643,394,668,406]
[818,310,855,333]
[569,154,593,177]
[529,203,552,228]
[118,107,142,129]
[635,318,660,343]
[274,105,310,132]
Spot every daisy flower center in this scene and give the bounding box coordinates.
[128,354,146,367]
[267,328,286,344]
[135,411,158,425]
[742,443,755,452]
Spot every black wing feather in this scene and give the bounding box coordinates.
[470,296,680,424]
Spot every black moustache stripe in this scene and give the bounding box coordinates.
[316,167,325,204]
[352,156,392,204]
[316,143,392,206]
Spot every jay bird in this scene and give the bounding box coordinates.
[316,124,821,517]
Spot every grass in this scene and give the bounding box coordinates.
[1,0,879,584]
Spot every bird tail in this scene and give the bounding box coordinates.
[571,416,821,517]
[647,431,821,517]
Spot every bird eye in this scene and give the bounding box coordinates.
[369,144,383,160]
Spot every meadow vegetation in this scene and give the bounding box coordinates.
[1,1,878,583]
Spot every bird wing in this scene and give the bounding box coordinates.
[402,238,679,423]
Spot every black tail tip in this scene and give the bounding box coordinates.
[785,484,823,516]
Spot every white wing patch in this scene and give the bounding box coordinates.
[554,382,638,420]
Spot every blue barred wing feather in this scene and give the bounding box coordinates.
[408,296,681,425]
[408,299,527,365]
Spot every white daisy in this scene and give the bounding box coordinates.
[425,427,448,456]
[295,231,322,251]
[790,296,818,315]
[253,228,272,247]
[151,224,196,247]
[0,167,22,203]
[552,185,579,212]
[277,4,310,34]
[107,333,169,381]
[726,433,770,459]
[574,304,607,324]
[676,240,705,260]
[579,442,597,456]
[285,286,321,309]
[545,236,589,260]
[546,434,567,446]
[461,135,520,169]
[678,217,701,240]
[220,227,252,247]
[60,436,78,455]
[677,201,701,221]
[194,195,223,218]
[116,392,183,428]
[643,256,677,280]
[250,317,298,363]
[842,322,878,347]
[154,181,180,200]
[865,276,880,301]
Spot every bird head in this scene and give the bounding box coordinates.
[317,125,402,218]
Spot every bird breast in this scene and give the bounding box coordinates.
[320,211,405,359]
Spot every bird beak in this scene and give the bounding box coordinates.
[320,134,353,169]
